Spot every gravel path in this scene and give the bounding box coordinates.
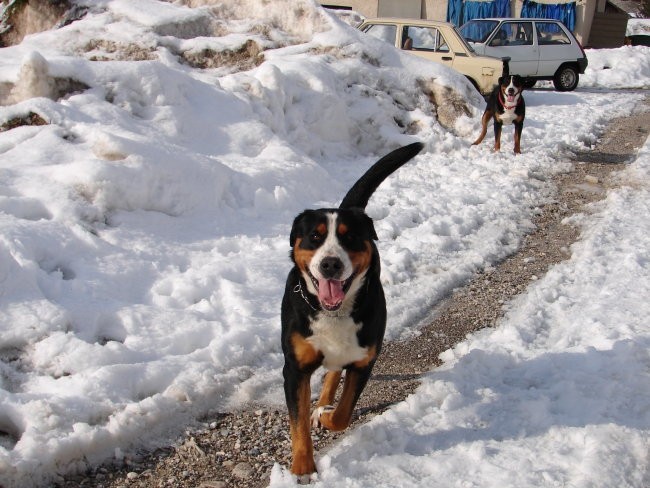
[63,97,650,488]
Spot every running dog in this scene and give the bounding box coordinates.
[281,142,423,476]
[473,74,526,154]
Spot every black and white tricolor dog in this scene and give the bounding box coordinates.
[472,74,526,154]
[281,142,423,476]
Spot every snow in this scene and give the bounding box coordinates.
[627,18,650,37]
[0,1,648,486]
[579,45,650,89]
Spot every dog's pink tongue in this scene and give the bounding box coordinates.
[507,94,516,104]
[318,279,345,309]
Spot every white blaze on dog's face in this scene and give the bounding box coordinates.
[502,76,522,106]
[290,209,376,312]
[307,213,354,310]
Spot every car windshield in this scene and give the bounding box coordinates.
[451,25,476,53]
[360,23,397,45]
[460,20,499,43]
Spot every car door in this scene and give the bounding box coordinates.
[483,21,539,76]
[535,21,577,76]
[400,24,455,69]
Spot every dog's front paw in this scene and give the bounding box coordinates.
[297,474,313,485]
[311,405,335,428]
[291,455,317,478]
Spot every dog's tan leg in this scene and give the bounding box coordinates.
[314,369,363,431]
[289,375,316,475]
[513,119,523,154]
[493,120,503,152]
[314,345,377,432]
[472,111,492,146]
[317,370,342,407]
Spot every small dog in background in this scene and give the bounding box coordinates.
[473,74,526,154]
[281,142,423,476]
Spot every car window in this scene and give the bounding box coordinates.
[438,33,449,52]
[460,20,499,43]
[403,25,449,52]
[489,22,534,46]
[361,23,397,45]
[536,22,571,45]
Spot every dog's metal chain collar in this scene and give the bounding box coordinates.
[293,281,319,312]
[293,281,348,317]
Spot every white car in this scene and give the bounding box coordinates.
[358,18,506,95]
[460,18,588,91]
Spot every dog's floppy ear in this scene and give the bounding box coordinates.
[289,211,305,247]
[345,207,379,241]
[501,58,510,80]
[365,214,378,241]
[289,209,314,247]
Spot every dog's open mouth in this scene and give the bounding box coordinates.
[308,271,355,311]
[505,91,519,104]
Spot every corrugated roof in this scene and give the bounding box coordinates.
[607,0,645,16]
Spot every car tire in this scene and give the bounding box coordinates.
[465,76,482,94]
[553,65,579,91]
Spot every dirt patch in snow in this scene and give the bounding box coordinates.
[181,39,263,71]
[0,111,47,131]
[83,39,157,62]
[0,0,84,47]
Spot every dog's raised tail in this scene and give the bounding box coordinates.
[339,142,424,210]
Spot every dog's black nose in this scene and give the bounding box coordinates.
[319,257,344,279]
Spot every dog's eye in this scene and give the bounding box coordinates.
[341,232,359,245]
[310,232,323,242]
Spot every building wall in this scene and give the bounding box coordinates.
[422,0,448,20]
[320,0,378,17]
[578,0,598,44]
[377,0,420,17]
[588,11,629,46]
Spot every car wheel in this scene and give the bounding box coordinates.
[553,65,579,91]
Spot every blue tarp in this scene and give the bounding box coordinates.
[462,1,496,25]
[448,0,511,26]
[521,0,576,31]
[495,0,510,17]
[447,0,463,26]
[448,0,574,31]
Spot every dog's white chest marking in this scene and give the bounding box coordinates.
[499,106,518,125]
[498,78,521,125]
[308,314,367,371]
